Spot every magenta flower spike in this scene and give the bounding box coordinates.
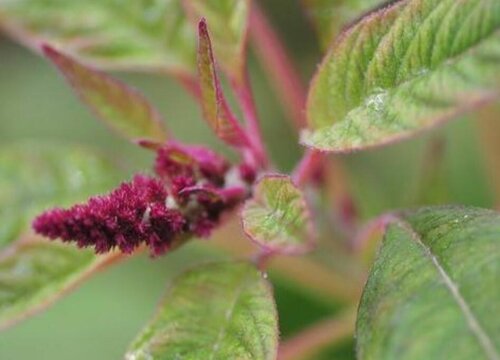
[33,175,185,256]
[33,142,255,257]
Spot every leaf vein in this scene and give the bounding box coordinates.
[209,275,253,360]
[396,219,500,360]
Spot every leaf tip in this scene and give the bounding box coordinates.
[198,17,208,35]
[136,139,164,151]
[40,43,62,62]
[40,43,54,55]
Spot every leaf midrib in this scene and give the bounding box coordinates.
[208,273,256,360]
[395,218,500,360]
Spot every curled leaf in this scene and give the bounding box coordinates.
[197,19,250,149]
[242,175,315,255]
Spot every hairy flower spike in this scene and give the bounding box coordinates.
[33,175,185,256]
[33,142,255,257]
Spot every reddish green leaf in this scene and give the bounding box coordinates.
[197,19,250,149]
[44,45,168,145]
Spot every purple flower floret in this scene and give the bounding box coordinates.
[154,141,229,187]
[33,142,254,256]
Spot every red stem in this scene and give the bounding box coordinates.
[292,149,324,186]
[251,249,275,271]
[249,3,360,234]
[249,2,327,186]
[351,213,399,251]
[174,62,267,168]
[249,2,307,130]
[231,70,269,168]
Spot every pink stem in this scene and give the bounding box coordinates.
[294,149,360,234]
[292,149,324,186]
[249,2,307,130]
[250,1,326,186]
[174,65,265,167]
[248,4,359,227]
[251,249,275,271]
[351,213,399,252]
[231,70,269,168]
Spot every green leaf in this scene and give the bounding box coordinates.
[0,0,196,75]
[301,0,383,51]
[183,0,250,81]
[125,262,278,360]
[356,206,500,360]
[197,19,250,148]
[304,0,500,153]
[242,175,315,255]
[43,45,168,145]
[0,239,119,331]
[0,143,121,329]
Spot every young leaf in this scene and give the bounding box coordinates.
[0,143,122,329]
[43,46,168,145]
[301,0,383,51]
[183,0,250,81]
[0,0,196,75]
[242,175,315,255]
[304,0,500,153]
[125,262,278,360]
[357,206,500,360]
[197,19,250,149]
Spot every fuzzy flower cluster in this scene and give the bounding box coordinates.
[33,142,255,256]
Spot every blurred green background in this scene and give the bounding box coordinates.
[0,1,496,359]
